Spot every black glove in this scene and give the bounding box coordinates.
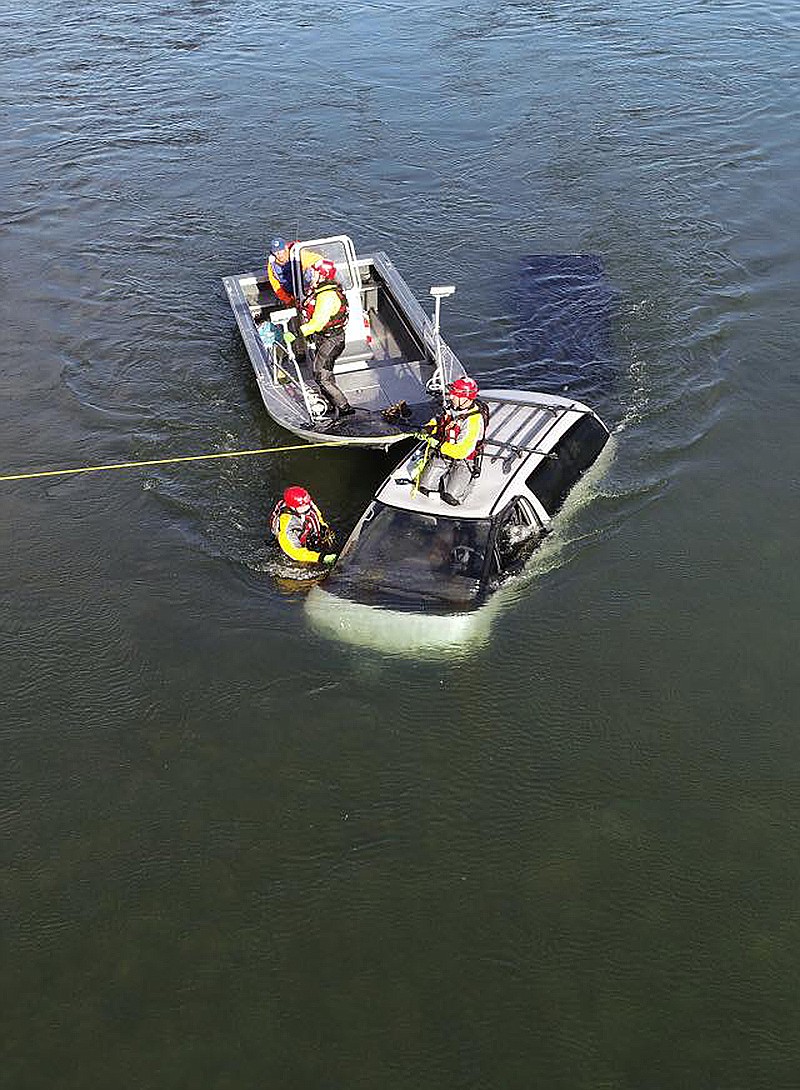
[411,430,439,447]
[307,526,336,551]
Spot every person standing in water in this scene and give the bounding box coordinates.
[270,486,336,565]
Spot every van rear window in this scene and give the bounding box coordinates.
[526,414,608,516]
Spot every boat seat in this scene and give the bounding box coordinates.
[336,338,374,372]
[335,358,430,411]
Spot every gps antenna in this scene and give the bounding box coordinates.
[429,284,456,401]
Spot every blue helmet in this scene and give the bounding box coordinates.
[270,236,288,254]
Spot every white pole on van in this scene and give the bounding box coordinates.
[429,285,456,401]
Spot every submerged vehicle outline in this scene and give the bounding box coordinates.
[223,234,466,449]
[306,389,611,637]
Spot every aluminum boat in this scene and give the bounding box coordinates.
[223,234,466,449]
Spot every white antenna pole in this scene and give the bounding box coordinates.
[429,285,456,402]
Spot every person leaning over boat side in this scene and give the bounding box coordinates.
[270,486,337,566]
[417,376,489,505]
[284,259,355,418]
[265,237,321,305]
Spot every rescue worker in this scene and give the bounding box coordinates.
[417,375,489,505]
[284,259,354,418]
[265,237,321,306]
[270,486,337,565]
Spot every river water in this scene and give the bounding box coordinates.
[3,2,799,1087]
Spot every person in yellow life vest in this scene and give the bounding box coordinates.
[417,375,489,505]
[265,237,322,306]
[284,259,354,418]
[270,486,337,565]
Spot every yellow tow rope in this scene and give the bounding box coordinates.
[0,440,360,484]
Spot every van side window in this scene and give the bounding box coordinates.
[525,414,608,517]
[494,499,539,572]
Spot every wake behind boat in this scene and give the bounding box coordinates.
[223,234,466,449]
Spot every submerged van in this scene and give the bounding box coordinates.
[307,389,610,631]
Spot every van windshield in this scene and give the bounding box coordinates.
[324,503,492,613]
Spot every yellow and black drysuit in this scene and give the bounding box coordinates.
[299,281,352,412]
[418,401,489,505]
[270,500,333,564]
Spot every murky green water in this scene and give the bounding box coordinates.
[3,2,800,1086]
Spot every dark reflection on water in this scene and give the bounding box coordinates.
[3,0,800,1086]
[507,254,619,405]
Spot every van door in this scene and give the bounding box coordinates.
[290,235,373,366]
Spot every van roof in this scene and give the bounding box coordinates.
[377,388,601,520]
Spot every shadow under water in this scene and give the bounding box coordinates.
[511,253,619,407]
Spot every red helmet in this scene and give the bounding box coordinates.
[283,485,312,511]
[448,375,479,400]
[313,258,337,281]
